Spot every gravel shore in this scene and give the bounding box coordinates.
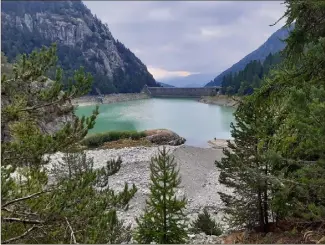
[198,95,239,107]
[72,93,150,106]
[48,145,230,229]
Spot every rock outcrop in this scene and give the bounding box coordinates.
[1,1,158,94]
[144,129,186,146]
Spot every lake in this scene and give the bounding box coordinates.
[75,98,235,147]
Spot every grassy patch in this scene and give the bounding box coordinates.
[81,130,146,148]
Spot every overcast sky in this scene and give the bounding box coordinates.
[84,1,286,80]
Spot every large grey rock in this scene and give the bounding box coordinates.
[144,129,186,146]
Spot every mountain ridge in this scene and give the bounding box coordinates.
[205,25,293,87]
[159,73,216,88]
[1,0,158,94]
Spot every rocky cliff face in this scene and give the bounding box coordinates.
[1,1,158,94]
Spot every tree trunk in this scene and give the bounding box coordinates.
[163,160,167,243]
[257,189,265,232]
[263,164,269,232]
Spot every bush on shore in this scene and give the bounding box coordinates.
[190,208,223,236]
[81,131,146,148]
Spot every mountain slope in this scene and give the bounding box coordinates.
[159,73,216,88]
[1,1,158,94]
[205,25,293,87]
[158,82,175,88]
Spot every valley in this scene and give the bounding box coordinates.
[2,0,324,244]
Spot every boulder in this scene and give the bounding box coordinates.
[144,129,186,146]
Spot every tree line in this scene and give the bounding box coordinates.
[221,52,282,95]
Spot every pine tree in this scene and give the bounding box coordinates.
[190,208,223,236]
[217,0,325,234]
[134,147,188,244]
[1,45,137,243]
[216,94,276,232]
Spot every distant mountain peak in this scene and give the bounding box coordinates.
[160,73,217,88]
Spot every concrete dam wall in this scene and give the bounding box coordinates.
[143,85,220,98]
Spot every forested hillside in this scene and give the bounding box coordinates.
[220,52,282,95]
[205,25,292,87]
[1,1,158,95]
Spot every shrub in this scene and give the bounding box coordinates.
[81,130,146,148]
[191,208,223,236]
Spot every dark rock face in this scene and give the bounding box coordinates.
[144,129,186,146]
[1,1,158,95]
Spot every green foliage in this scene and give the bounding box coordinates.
[1,46,137,243]
[280,0,325,60]
[81,130,147,148]
[217,0,325,232]
[134,147,188,244]
[221,52,283,95]
[190,208,223,236]
[216,94,276,232]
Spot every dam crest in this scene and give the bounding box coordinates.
[142,85,221,98]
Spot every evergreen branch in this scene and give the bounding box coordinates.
[2,190,50,208]
[19,92,76,112]
[2,225,39,244]
[65,217,78,244]
[2,217,44,224]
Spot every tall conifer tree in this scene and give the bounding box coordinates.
[134,147,188,244]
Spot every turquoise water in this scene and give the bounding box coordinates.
[75,98,235,147]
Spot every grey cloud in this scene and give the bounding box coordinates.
[84,1,286,77]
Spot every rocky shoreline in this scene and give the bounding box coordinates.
[72,93,240,109]
[72,93,150,106]
[48,144,232,243]
[198,95,239,107]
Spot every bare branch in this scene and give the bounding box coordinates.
[19,90,76,113]
[2,190,50,208]
[2,217,44,224]
[2,207,38,216]
[2,225,38,244]
[65,217,78,244]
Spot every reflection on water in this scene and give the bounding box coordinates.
[76,98,235,147]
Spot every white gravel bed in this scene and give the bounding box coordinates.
[47,145,232,232]
[47,145,180,168]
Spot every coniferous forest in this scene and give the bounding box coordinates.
[220,52,282,95]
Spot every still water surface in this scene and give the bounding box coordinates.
[76,98,235,147]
